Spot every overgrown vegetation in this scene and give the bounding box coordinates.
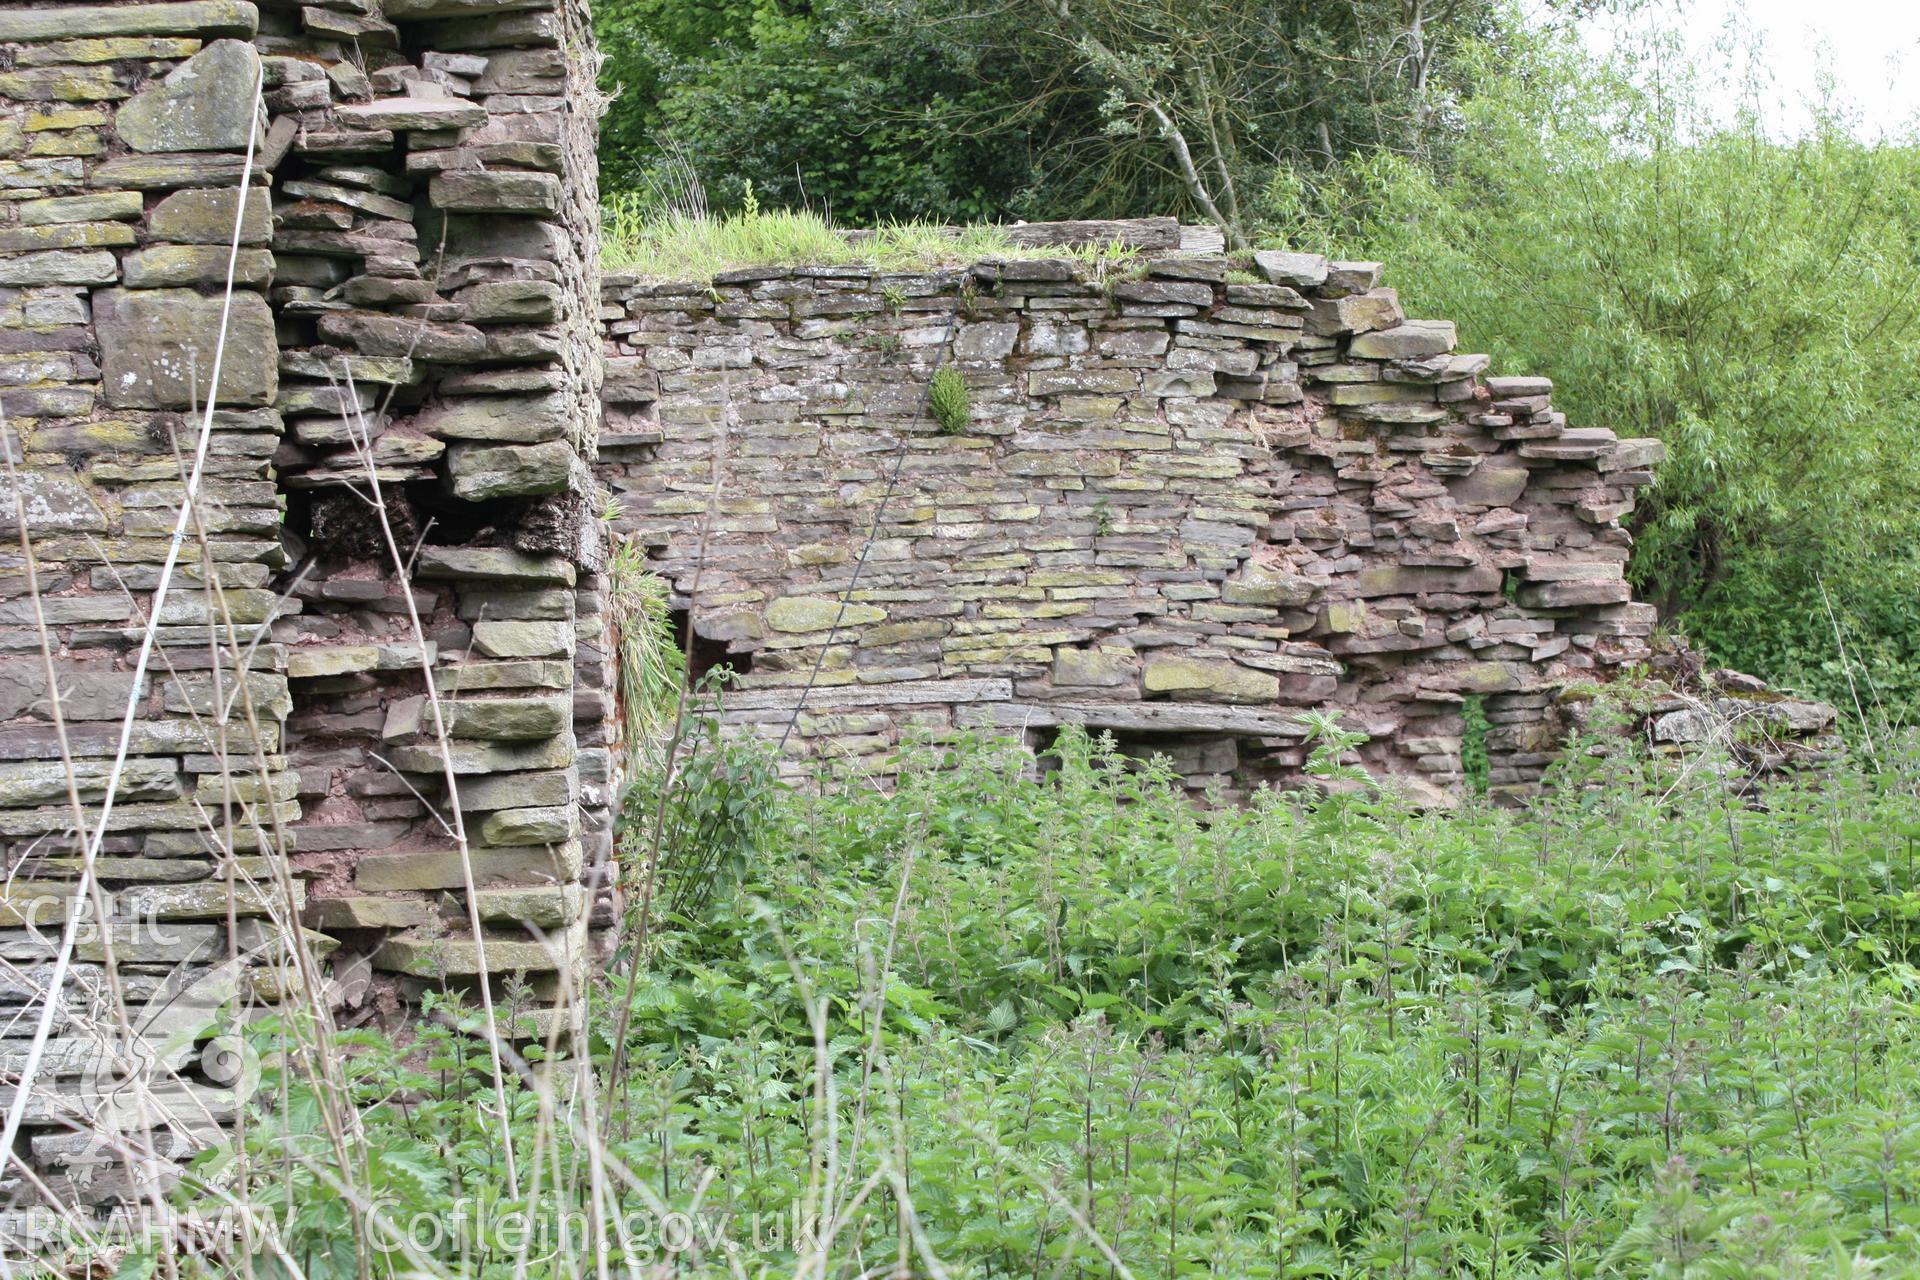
[928,366,971,434]
[92,717,1920,1278]
[1273,21,1920,727]
[602,196,1059,279]
[603,533,685,773]
[591,0,1553,230]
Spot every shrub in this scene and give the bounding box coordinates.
[929,365,971,434]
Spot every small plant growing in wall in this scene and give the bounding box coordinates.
[930,366,971,434]
[1462,694,1490,796]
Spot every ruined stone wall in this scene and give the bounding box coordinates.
[0,0,611,1227]
[258,0,614,1017]
[0,2,300,1216]
[0,0,1675,1235]
[597,253,1664,804]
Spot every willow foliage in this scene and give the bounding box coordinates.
[1269,24,1920,712]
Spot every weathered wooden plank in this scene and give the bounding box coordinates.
[1003,217,1181,251]
[957,700,1310,738]
[722,678,1012,712]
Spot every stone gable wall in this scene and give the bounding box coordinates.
[597,255,1662,804]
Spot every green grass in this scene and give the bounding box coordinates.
[602,538,683,773]
[599,196,1133,281]
[77,721,1920,1279]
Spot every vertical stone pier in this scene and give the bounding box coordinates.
[0,0,611,1232]
[258,0,611,1023]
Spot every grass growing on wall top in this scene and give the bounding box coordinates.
[600,195,1131,281]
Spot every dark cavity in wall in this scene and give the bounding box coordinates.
[295,487,421,568]
[292,484,586,570]
[1028,724,1245,795]
[669,608,751,687]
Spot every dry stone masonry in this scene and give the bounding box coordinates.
[598,246,1666,805]
[0,0,1838,1242]
[0,0,612,1231]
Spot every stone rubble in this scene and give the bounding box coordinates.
[1574,640,1842,788]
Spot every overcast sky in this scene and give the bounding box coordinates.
[1579,0,1920,138]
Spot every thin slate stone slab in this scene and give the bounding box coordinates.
[335,98,487,132]
[95,287,277,409]
[413,9,559,49]
[722,679,1012,711]
[373,923,583,976]
[315,311,487,362]
[0,252,118,287]
[471,620,574,659]
[958,700,1311,739]
[1253,250,1329,288]
[353,841,582,892]
[305,897,433,930]
[448,441,578,500]
[429,171,561,215]
[433,660,572,693]
[472,883,583,927]
[0,2,257,41]
[0,223,137,253]
[412,546,576,587]
[1349,320,1458,360]
[447,769,577,811]
[411,393,569,442]
[384,0,553,17]
[114,40,263,154]
[121,246,275,288]
[148,187,273,244]
[386,734,576,775]
[0,471,110,534]
[91,153,255,189]
[17,192,144,226]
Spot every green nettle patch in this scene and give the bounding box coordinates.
[129,723,1920,1278]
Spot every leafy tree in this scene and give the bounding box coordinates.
[593,0,1034,222]
[857,0,1523,241]
[593,0,1547,234]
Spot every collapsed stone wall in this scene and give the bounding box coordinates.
[598,252,1663,804]
[0,0,612,1230]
